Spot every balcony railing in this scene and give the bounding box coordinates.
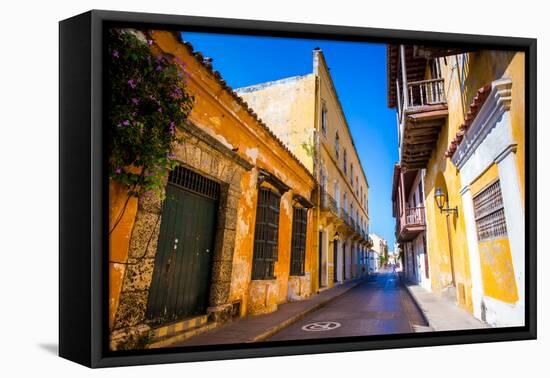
[404,206,425,226]
[397,77,446,127]
[396,206,426,242]
[395,76,448,170]
[341,209,350,225]
[320,188,338,215]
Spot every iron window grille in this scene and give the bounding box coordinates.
[252,187,281,280]
[290,207,308,276]
[169,165,220,200]
[473,180,507,241]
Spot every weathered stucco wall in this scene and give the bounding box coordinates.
[237,76,317,174]
[424,50,525,314]
[109,29,319,349]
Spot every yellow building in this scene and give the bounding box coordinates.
[237,48,372,292]
[109,30,317,350]
[388,45,525,327]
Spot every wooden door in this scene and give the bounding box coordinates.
[146,167,219,323]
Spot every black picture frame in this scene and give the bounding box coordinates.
[59,9,537,368]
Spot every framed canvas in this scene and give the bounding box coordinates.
[59,9,537,368]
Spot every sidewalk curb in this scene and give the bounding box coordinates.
[398,274,432,329]
[249,277,367,342]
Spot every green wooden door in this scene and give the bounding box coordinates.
[146,167,219,323]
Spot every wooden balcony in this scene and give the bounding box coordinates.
[397,206,426,242]
[397,78,448,170]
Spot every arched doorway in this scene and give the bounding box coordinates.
[434,172,457,290]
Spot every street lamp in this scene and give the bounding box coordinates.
[434,187,458,216]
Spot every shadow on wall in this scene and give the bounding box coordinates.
[454,51,515,116]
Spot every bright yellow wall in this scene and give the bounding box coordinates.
[470,164,518,304]
[316,52,369,223]
[423,50,525,313]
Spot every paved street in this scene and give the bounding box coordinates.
[268,270,427,341]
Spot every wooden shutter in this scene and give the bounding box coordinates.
[290,207,308,276]
[252,188,281,279]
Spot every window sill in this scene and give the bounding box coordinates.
[251,277,277,281]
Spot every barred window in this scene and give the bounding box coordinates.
[335,132,340,159]
[290,207,308,276]
[321,105,328,136]
[252,187,281,280]
[343,150,348,174]
[473,180,507,241]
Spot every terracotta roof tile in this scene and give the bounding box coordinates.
[160,32,317,184]
[445,83,492,158]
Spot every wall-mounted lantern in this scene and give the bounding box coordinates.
[434,187,458,216]
[333,232,340,242]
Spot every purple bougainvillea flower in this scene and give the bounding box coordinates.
[156,65,163,72]
[122,120,130,126]
[157,107,163,113]
[167,152,176,159]
[131,111,137,116]
[112,50,120,58]
[147,39,153,46]
[115,168,122,174]
[169,121,176,135]
[127,79,137,89]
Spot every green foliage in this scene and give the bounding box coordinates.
[301,139,314,158]
[108,29,194,198]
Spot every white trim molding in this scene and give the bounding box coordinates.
[454,77,525,327]
[452,78,513,171]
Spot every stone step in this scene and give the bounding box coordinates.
[147,321,218,349]
[150,314,209,340]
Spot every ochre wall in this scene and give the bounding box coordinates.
[109,30,317,325]
[108,180,138,330]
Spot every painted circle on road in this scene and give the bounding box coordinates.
[301,321,342,332]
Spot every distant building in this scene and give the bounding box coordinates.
[236,48,372,290]
[368,233,388,272]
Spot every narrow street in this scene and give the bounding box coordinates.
[268,270,427,341]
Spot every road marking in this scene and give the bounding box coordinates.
[301,321,342,332]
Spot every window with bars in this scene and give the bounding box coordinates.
[169,165,220,200]
[252,187,281,280]
[321,105,328,136]
[343,150,348,174]
[290,207,308,276]
[335,132,340,159]
[473,180,507,241]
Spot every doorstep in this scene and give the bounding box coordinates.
[147,314,217,349]
[400,277,490,331]
[170,276,369,347]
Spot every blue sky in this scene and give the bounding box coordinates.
[182,32,398,248]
